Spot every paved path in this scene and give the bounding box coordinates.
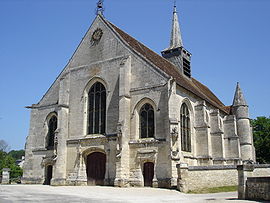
[0,185,260,203]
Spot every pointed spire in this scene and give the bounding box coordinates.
[233,82,247,106]
[169,2,183,49]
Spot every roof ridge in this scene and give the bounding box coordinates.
[192,78,224,106]
[103,17,229,114]
[106,20,183,75]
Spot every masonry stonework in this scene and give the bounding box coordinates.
[1,168,10,184]
[237,164,270,201]
[22,5,255,189]
[177,165,238,192]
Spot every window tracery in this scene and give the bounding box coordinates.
[88,82,106,134]
[140,103,155,138]
[47,115,57,150]
[180,103,191,152]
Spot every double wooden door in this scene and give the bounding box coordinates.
[86,152,106,185]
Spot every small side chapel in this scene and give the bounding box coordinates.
[22,2,255,187]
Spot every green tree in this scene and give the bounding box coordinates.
[0,150,7,171]
[0,155,23,179]
[8,150,25,160]
[0,141,23,181]
[251,116,270,164]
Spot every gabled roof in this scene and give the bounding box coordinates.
[101,16,230,114]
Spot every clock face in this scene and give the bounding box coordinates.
[91,28,103,44]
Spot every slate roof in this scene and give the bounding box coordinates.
[102,16,230,114]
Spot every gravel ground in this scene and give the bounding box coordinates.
[0,185,261,203]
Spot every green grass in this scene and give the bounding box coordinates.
[187,185,238,194]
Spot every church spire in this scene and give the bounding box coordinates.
[233,82,247,106]
[169,3,183,49]
[161,1,191,78]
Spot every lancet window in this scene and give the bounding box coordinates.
[47,115,57,149]
[180,103,191,152]
[88,82,106,134]
[140,103,155,138]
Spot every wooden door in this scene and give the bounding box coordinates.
[143,162,154,187]
[45,165,53,185]
[86,152,106,185]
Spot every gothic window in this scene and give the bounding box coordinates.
[88,82,106,134]
[180,103,191,152]
[140,103,155,138]
[47,115,57,150]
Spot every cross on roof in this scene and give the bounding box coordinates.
[96,0,104,16]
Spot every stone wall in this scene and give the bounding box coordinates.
[177,164,238,192]
[246,177,270,200]
[253,164,270,176]
[176,163,270,196]
[237,164,270,201]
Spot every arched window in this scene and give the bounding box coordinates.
[47,115,57,149]
[180,103,191,152]
[88,82,106,134]
[140,103,155,138]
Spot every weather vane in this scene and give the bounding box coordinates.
[96,0,104,16]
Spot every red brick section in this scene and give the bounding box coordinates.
[103,18,230,115]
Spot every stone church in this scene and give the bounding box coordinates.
[22,3,255,187]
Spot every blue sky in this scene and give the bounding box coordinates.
[0,0,269,150]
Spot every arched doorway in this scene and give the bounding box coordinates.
[86,152,106,185]
[143,162,154,187]
[44,165,53,185]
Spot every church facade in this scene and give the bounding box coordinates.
[22,5,255,187]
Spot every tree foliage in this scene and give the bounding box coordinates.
[8,150,25,160]
[0,141,24,180]
[251,116,270,164]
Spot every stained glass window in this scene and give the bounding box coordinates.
[88,82,106,134]
[140,103,155,138]
[180,103,191,152]
[47,115,57,149]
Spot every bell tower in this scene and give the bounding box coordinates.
[161,3,191,78]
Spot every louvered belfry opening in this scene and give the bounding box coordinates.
[183,57,191,77]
